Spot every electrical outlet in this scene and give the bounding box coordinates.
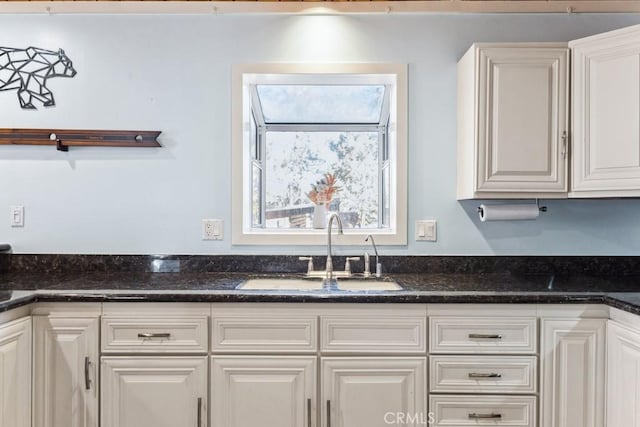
[10,206,24,227]
[202,219,223,240]
[416,220,436,241]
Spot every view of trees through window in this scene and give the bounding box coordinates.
[250,80,390,230]
[265,131,380,228]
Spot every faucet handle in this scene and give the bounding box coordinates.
[374,261,382,278]
[363,252,371,277]
[298,257,314,275]
[344,257,360,275]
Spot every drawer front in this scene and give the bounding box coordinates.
[212,315,317,353]
[430,356,537,394]
[430,317,537,354]
[321,315,426,353]
[101,316,209,353]
[429,395,536,427]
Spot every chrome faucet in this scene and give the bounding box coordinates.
[326,213,344,281]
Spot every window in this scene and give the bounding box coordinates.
[232,64,407,245]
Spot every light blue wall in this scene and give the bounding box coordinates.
[1,13,640,255]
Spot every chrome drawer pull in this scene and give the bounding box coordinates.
[468,333,502,339]
[469,413,502,419]
[138,332,171,339]
[468,372,502,378]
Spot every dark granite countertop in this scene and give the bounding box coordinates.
[0,271,639,316]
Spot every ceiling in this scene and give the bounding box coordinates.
[0,0,639,14]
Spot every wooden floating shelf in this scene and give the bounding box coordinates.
[0,128,162,151]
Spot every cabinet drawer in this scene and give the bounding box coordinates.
[430,356,537,394]
[321,315,426,353]
[429,395,536,427]
[212,315,317,353]
[430,317,537,354]
[101,316,209,353]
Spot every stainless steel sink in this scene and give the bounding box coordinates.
[237,277,402,292]
[238,278,324,291]
[335,280,402,291]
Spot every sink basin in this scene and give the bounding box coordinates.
[237,278,402,292]
[238,278,324,291]
[336,280,402,291]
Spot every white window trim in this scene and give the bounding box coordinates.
[231,63,408,246]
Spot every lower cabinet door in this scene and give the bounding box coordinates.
[211,356,317,427]
[321,357,427,427]
[540,318,606,427]
[33,316,99,427]
[607,321,640,427]
[0,317,31,427]
[101,356,208,427]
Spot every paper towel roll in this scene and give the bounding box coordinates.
[479,204,540,222]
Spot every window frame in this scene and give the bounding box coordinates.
[232,63,408,246]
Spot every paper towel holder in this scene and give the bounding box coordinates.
[477,199,547,216]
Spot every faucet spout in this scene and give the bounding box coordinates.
[326,213,343,281]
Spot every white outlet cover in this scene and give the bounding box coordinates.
[416,220,436,241]
[202,219,223,240]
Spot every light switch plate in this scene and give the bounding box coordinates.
[10,206,24,227]
[416,220,436,241]
[202,219,223,240]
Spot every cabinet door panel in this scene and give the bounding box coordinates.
[607,321,640,427]
[33,316,99,427]
[540,319,605,427]
[322,357,426,427]
[477,47,568,193]
[571,25,640,195]
[101,357,207,427]
[0,317,31,427]
[212,356,316,427]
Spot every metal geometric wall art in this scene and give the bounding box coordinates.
[0,46,77,110]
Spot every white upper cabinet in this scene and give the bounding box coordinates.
[570,25,640,197]
[457,44,569,199]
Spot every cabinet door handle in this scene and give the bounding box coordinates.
[326,400,331,427]
[561,131,568,159]
[307,398,312,427]
[469,413,502,419]
[197,397,202,427]
[84,356,92,390]
[468,333,502,339]
[138,332,171,339]
[468,372,502,378]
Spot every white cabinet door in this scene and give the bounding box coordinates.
[322,357,426,427]
[570,24,640,196]
[457,44,569,199]
[540,319,605,427]
[607,321,640,427]
[0,317,31,427]
[33,316,99,427]
[101,356,207,427]
[212,356,316,427]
